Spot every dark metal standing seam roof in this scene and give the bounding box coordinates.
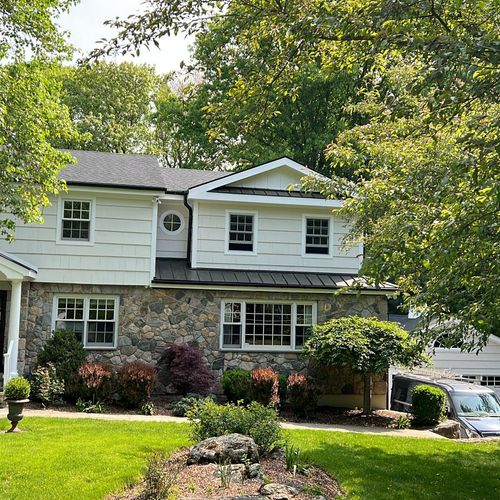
[213,186,325,198]
[153,258,397,291]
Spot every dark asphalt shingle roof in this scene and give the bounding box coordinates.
[154,258,397,291]
[59,150,230,192]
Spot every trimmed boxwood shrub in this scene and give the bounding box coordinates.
[190,400,283,454]
[4,376,31,400]
[412,384,447,426]
[35,329,87,385]
[221,368,252,403]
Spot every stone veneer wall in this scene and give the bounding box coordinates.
[19,282,388,387]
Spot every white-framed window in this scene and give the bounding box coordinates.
[304,216,331,255]
[226,211,257,253]
[463,375,500,388]
[52,295,119,349]
[220,300,316,351]
[160,210,185,235]
[56,197,95,245]
[433,333,463,350]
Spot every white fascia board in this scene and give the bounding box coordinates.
[188,157,325,197]
[188,191,343,208]
[68,185,165,198]
[157,193,185,201]
[489,335,500,345]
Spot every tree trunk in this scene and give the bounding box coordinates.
[362,372,372,415]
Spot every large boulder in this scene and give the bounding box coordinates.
[188,434,260,465]
[432,420,460,439]
[260,483,299,499]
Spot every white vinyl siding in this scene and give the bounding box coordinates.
[53,295,119,349]
[221,300,316,351]
[195,202,360,273]
[2,189,159,285]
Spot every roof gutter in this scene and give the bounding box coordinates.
[183,192,193,268]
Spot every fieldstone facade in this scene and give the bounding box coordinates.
[19,282,388,390]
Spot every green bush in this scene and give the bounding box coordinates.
[221,368,252,403]
[287,372,318,418]
[31,363,65,404]
[36,330,87,385]
[412,385,447,426]
[4,376,31,400]
[171,393,215,417]
[190,400,284,454]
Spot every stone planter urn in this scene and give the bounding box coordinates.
[6,399,29,433]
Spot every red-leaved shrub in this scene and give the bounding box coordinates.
[251,367,279,406]
[117,362,157,408]
[77,362,113,402]
[158,344,216,395]
[287,372,318,417]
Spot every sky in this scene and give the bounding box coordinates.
[57,0,193,74]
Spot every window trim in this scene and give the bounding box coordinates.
[56,196,96,246]
[302,215,333,258]
[51,294,119,350]
[224,210,258,255]
[159,209,185,235]
[219,299,317,352]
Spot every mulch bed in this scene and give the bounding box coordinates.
[111,449,342,499]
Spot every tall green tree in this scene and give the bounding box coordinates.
[57,62,159,153]
[0,1,77,240]
[91,0,500,346]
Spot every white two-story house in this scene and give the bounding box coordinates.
[0,150,395,407]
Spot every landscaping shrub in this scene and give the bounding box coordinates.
[141,401,157,416]
[278,373,288,406]
[31,363,65,404]
[171,393,215,417]
[251,367,279,406]
[76,398,106,414]
[74,362,114,402]
[35,329,87,384]
[4,376,31,400]
[221,368,252,403]
[141,451,182,500]
[287,372,318,418]
[158,344,215,395]
[190,400,283,453]
[117,362,157,408]
[411,385,447,426]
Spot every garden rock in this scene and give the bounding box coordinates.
[432,420,460,439]
[188,434,260,465]
[260,483,299,499]
[248,463,264,480]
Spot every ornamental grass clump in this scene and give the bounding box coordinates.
[251,367,279,406]
[117,362,157,408]
[4,376,31,400]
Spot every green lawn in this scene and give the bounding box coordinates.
[0,418,499,499]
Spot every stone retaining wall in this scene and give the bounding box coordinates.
[19,282,388,386]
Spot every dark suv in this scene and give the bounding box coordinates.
[391,373,500,438]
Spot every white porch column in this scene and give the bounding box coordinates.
[5,279,22,382]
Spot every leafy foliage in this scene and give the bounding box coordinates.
[4,376,30,400]
[116,362,157,408]
[304,316,428,412]
[251,367,279,407]
[36,330,87,385]
[190,400,283,454]
[31,363,65,404]
[221,368,252,404]
[75,362,113,403]
[141,451,182,500]
[411,385,447,427]
[171,393,215,417]
[158,344,215,395]
[287,372,318,418]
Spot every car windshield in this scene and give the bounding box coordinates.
[452,392,500,417]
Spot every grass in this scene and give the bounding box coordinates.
[0,417,499,499]
[290,429,500,500]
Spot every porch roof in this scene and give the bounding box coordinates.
[0,249,38,280]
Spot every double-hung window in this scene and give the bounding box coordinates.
[54,296,119,348]
[61,200,92,241]
[305,217,330,255]
[227,213,255,252]
[221,301,315,350]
